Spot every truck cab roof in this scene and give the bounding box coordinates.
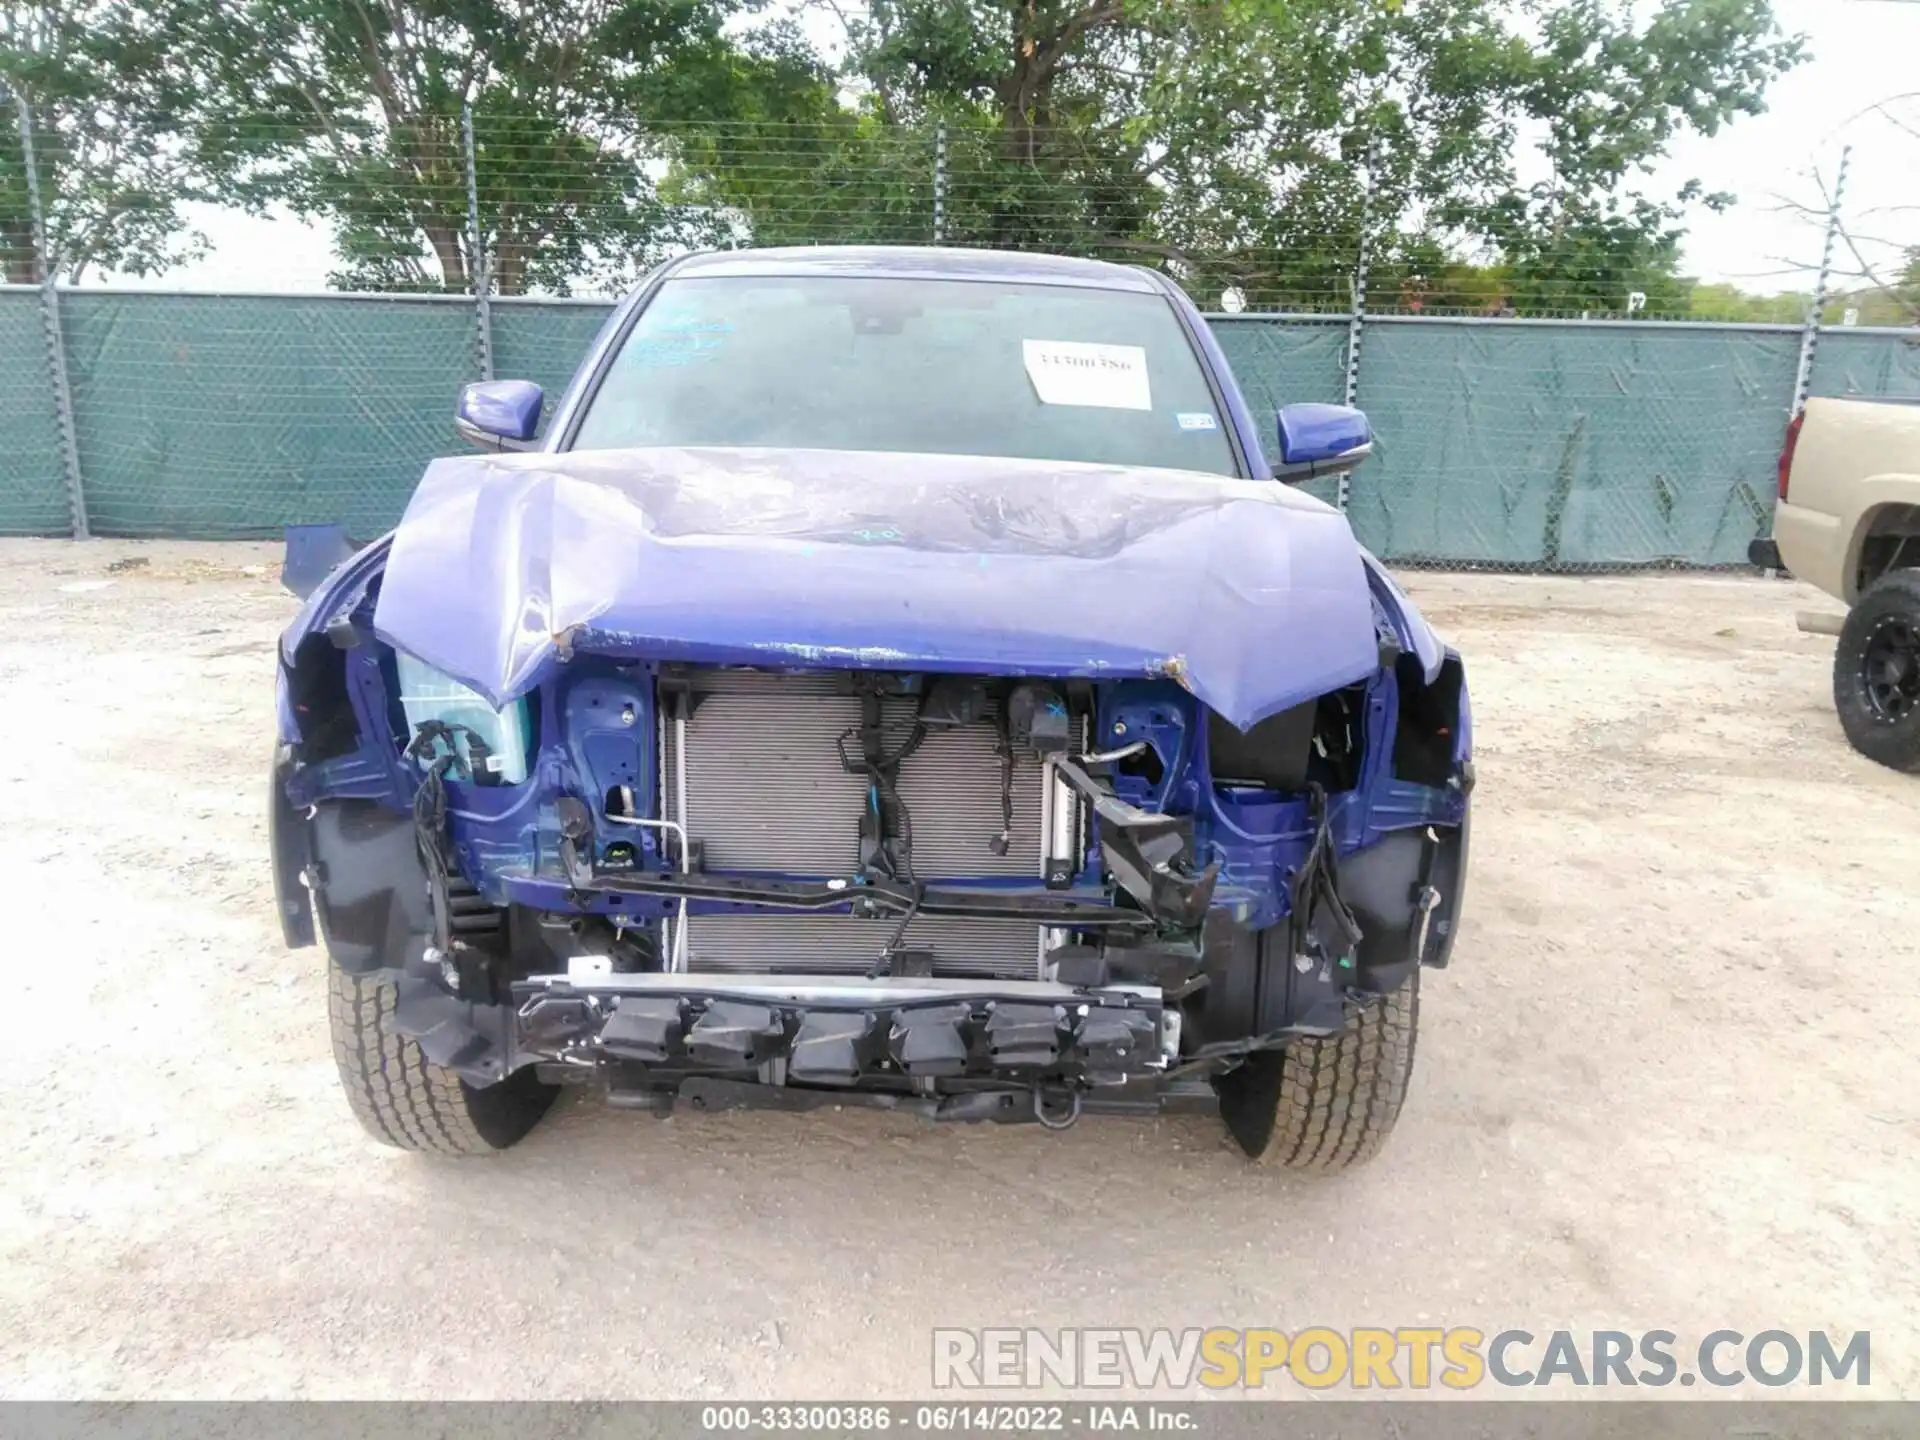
[670,245,1163,294]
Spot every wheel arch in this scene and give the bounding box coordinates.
[1842,489,1920,602]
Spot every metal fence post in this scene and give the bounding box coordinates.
[1791,144,1850,419]
[933,120,947,244]
[13,92,89,538]
[1338,140,1378,513]
[462,104,494,381]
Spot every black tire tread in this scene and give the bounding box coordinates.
[1833,568,1920,773]
[327,963,524,1155]
[1261,978,1419,1172]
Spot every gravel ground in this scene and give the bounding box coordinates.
[0,539,1915,1401]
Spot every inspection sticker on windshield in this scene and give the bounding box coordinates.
[1022,340,1152,410]
[1177,412,1217,430]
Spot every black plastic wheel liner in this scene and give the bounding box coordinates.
[268,746,315,949]
[304,800,433,975]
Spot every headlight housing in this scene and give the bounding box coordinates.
[393,652,532,784]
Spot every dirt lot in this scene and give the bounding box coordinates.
[0,538,1914,1400]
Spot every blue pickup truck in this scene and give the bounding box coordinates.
[270,245,1472,1170]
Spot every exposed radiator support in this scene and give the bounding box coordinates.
[673,711,689,970]
[660,669,1049,877]
[657,667,1087,980]
[1038,741,1087,975]
[653,694,693,973]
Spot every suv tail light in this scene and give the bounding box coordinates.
[1778,411,1806,501]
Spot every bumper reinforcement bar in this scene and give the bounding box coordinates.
[513,972,1176,1089]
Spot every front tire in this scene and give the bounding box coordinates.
[1215,975,1419,1171]
[1834,569,1920,772]
[327,961,555,1154]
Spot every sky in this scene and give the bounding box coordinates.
[1651,0,1920,290]
[113,0,1920,297]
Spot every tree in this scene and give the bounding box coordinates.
[681,0,1805,315]
[1483,0,1802,313]
[1128,0,1806,312]
[1684,281,1806,323]
[0,2,208,284]
[187,0,833,293]
[1890,248,1920,323]
[3,0,1811,303]
[660,106,945,249]
[1773,89,1920,327]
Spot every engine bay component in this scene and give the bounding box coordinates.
[1048,756,1219,929]
[659,668,1048,878]
[1008,681,1071,755]
[394,652,532,785]
[920,676,992,730]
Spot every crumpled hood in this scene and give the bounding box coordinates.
[372,445,1382,730]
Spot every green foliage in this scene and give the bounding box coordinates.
[183,0,834,292]
[659,105,938,250]
[655,0,1807,315]
[1870,247,1920,325]
[1681,249,1920,327]
[0,2,209,283]
[1686,283,1806,323]
[2,0,1811,308]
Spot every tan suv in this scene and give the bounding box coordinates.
[1755,395,1920,771]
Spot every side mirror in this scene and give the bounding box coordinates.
[1274,403,1372,483]
[456,380,544,452]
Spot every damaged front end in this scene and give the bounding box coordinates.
[272,448,1471,1133]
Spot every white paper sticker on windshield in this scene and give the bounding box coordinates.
[1022,340,1152,411]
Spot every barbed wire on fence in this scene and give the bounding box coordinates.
[4,100,1918,570]
[6,107,1910,322]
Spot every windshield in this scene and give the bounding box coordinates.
[570,274,1238,476]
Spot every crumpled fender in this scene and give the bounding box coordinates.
[368,445,1386,730]
[1361,550,1444,684]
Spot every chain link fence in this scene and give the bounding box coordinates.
[0,287,68,534]
[4,107,1918,564]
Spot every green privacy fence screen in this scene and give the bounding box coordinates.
[0,290,71,536]
[1349,321,1806,568]
[1808,329,1920,402]
[58,292,479,541]
[4,285,1919,565]
[1207,317,1349,510]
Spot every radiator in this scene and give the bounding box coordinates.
[662,669,1047,877]
[661,668,1063,980]
[684,913,1044,980]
